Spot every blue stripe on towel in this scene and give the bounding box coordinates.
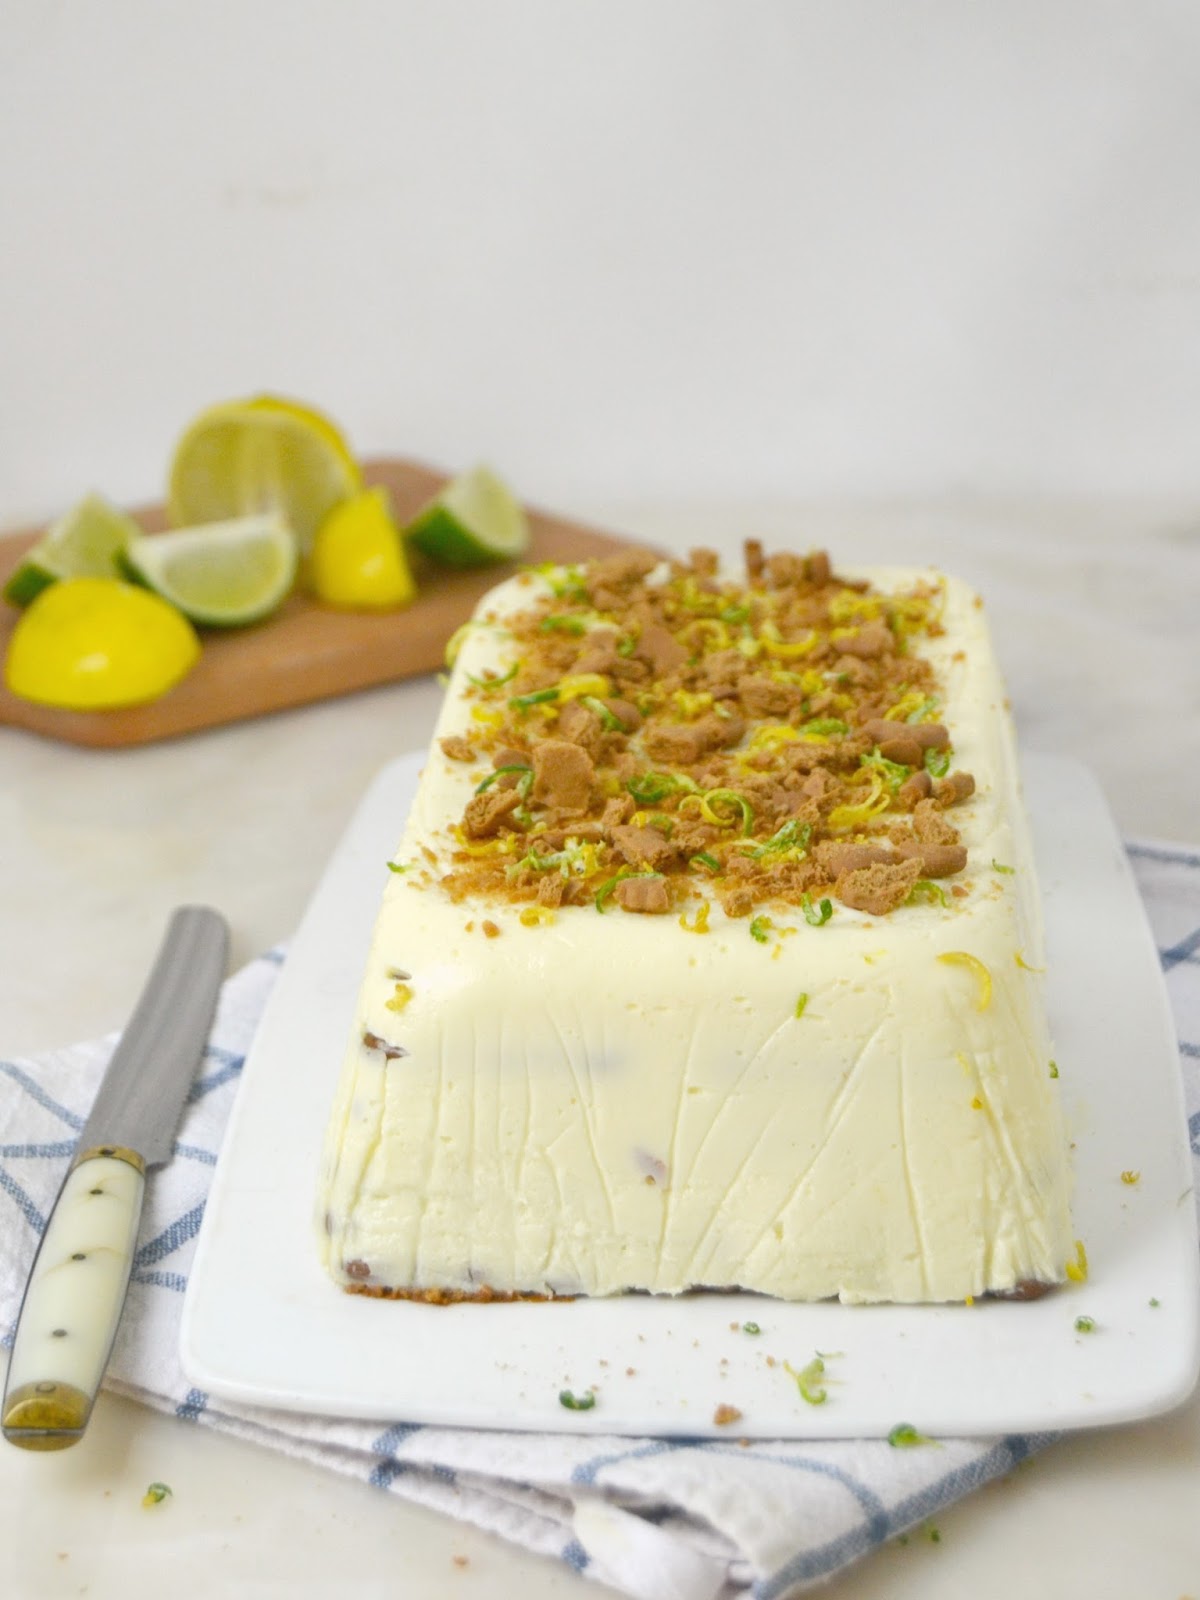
[133,1200,206,1268]
[1127,842,1200,869]
[1161,925,1200,973]
[0,1060,84,1129]
[756,1434,1042,1598]
[561,1538,590,1572]
[0,1162,46,1234]
[176,1388,208,1422]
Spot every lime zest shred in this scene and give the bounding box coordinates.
[475,763,533,794]
[690,851,722,874]
[784,1355,828,1406]
[386,860,410,874]
[698,788,755,834]
[679,901,711,934]
[539,614,588,635]
[466,661,519,691]
[905,696,941,724]
[580,694,626,732]
[861,748,912,793]
[887,1423,937,1448]
[742,1320,762,1335]
[1074,1315,1096,1333]
[1120,1169,1141,1185]
[907,878,949,907]
[937,951,992,1010]
[749,915,773,943]
[1065,1239,1089,1283]
[991,859,1015,874]
[747,818,811,860]
[802,716,849,739]
[627,770,698,806]
[801,894,833,927]
[795,992,809,1018]
[558,1388,596,1410]
[1013,951,1043,972]
[924,746,952,779]
[1049,1060,1059,1079]
[524,560,587,600]
[509,687,559,710]
[142,1482,172,1508]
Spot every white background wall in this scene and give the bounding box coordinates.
[3,1,1200,522]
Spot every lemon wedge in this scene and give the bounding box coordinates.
[167,396,361,552]
[404,465,530,568]
[4,578,200,709]
[311,487,417,611]
[3,494,142,607]
[119,514,297,627]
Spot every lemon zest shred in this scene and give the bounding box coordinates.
[558,673,611,702]
[760,630,819,660]
[827,771,889,831]
[1065,1239,1089,1283]
[385,982,413,1013]
[937,951,993,1010]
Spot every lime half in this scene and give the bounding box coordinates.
[404,465,530,568]
[3,493,141,607]
[119,514,298,627]
[167,397,362,552]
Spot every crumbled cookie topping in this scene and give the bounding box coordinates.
[439,546,975,919]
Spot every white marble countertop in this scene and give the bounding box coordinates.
[2,497,1198,1598]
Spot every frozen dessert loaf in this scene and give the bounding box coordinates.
[316,545,1074,1303]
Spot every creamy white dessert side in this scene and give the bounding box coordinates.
[316,546,1075,1304]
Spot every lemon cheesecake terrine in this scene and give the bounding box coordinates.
[315,545,1074,1304]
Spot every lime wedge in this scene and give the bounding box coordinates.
[167,397,362,552]
[404,466,530,568]
[3,493,141,607]
[119,514,298,628]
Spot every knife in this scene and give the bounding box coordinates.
[2,905,228,1451]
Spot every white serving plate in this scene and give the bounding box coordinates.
[181,751,1199,1438]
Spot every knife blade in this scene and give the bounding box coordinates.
[2,905,228,1451]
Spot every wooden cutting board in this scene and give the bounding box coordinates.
[0,458,638,750]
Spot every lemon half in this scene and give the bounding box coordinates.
[167,396,361,553]
[4,578,200,709]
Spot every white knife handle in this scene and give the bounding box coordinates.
[2,1149,145,1450]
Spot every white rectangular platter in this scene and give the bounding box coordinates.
[181,751,1199,1438]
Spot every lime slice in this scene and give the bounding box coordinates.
[404,465,530,568]
[167,397,362,552]
[119,514,298,627]
[3,493,141,607]
[4,577,200,710]
[311,486,418,611]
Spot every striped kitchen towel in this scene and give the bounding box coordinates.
[1,841,1198,1600]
